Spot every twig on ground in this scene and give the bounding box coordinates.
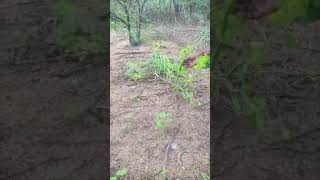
[155,127,179,178]
[114,51,151,55]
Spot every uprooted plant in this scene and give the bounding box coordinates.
[125,42,206,103]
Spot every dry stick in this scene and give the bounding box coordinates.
[114,51,151,55]
[111,110,132,119]
[156,128,179,178]
[177,151,195,167]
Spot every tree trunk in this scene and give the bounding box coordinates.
[172,0,180,20]
[189,3,194,15]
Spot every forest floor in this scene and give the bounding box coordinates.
[0,1,107,179]
[110,24,210,179]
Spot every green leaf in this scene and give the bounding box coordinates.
[159,168,168,176]
[179,45,194,61]
[110,177,117,180]
[194,55,210,70]
[116,168,128,177]
[201,172,210,180]
[155,112,172,129]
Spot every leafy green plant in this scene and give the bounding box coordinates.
[124,43,196,103]
[111,20,127,32]
[178,44,194,62]
[151,49,195,102]
[110,168,128,180]
[193,55,210,70]
[152,52,186,78]
[159,168,169,177]
[126,61,149,81]
[201,172,210,180]
[154,167,169,178]
[155,112,172,131]
[153,44,197,102]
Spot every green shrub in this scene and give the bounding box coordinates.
[126,61,149,81]
[150,46,195,103]
[110,168,128,180]
[125,43,196,103]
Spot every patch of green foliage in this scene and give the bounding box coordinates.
[125,42,196,103]
[152,43,195,102]
[194,55,210,70]
[155,112,172,131]
[111,20,127,32]
[126,61,149,81]
[178,44,194,61]
[201,172,210,180]
[110,168,128,180]
[159,168,169,177]
[53,0,106,61]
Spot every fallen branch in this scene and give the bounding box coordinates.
[114,51,151,55]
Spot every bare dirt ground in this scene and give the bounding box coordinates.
[110,27,210,179]
[0,1,107,179]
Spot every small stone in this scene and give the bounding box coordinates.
[170,143,178,149]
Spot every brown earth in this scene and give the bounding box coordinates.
[110,27,210,179]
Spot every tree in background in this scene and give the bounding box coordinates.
[111,0,148,46]
[143,0,209,23]
[111,0,209,46]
